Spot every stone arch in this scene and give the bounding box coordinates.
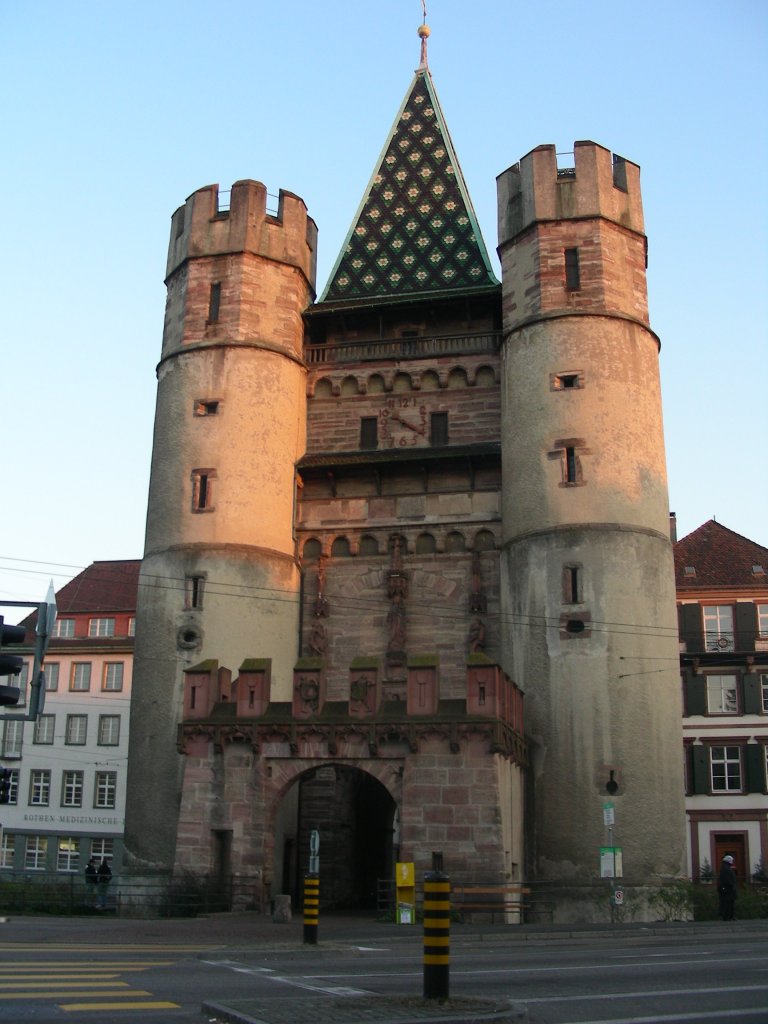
[474,365,496,387]
[473,529,496,551]
[270,762,399,908]
[420,370,440,391]
[359,534,380,556]
[302,537,323,560]
[415,532,437,554]
[447,367,468,389]
[330,536,352,558]
[367,373,386,394]
[313,377,333,398]
[393,371,412,393]
[445,530,466,552]
[340,375,359,396]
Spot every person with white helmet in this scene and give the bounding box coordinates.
[717,854,737,920]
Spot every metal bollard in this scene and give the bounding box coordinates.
[423,870,450,1000]
[303,872,319,945]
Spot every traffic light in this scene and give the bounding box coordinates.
[0,768,10,804]
[0,615,26,706]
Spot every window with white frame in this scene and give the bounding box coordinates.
[94,771,117,809]
[29,769,51,806]
[88,618,115,638]
[43,662,59,691]
[98,715,120,746]
[703,605,735,651]
[128,617,136,637]
[61,770,83,807]
[761,675,768,714]
[1,720,23,759]
[15,661,29,703]
[65,715,87,745]
[24,836,47,870]
[706,675,738,714]
[70,663,91,691]
[711,745,742,792]
[53,618,75,638]
[33,714,55,744]
[102,662,124,691]
[6,768,19,805]
[91,838,114,862]
[0,832,15,869]
[56,837,81,872]
[759,605,768,638]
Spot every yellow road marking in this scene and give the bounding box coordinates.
[0,979,127,987]
[61,1001,180,1011]
[0,990,152,1000]
[0,962,174,968]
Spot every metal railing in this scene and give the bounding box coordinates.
[305,331,501,365]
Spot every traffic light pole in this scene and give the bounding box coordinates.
[0,586,56,721]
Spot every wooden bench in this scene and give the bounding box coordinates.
[452,884,530,923]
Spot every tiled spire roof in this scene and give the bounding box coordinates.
[674,520,768,590]
[319,66,498,305]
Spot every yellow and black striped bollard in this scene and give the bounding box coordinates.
[303,872,319,945]
[423,870,450,1000]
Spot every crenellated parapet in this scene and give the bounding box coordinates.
[166,179,317,286]
[497,140,644,248]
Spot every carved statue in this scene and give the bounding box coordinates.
[469,618,486,654]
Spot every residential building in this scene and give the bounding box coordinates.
[0,561,138,875]
[123,20,685,921]
[676,519,768,886]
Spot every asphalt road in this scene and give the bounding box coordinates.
[0,915,765,1023]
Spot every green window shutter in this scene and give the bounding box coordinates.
[743,673,762,715]
[684,669,707,716]
[679,604,703,653]
[735,603,757,652]
[745,744,766,794]
[691,745,710,794]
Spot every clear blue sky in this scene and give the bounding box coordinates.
[2,0,766,617]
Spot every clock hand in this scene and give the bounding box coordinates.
[394,414,424,434]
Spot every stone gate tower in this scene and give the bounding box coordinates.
[125,182,317,878]
[124,19,686,922]
[496,144,686,914]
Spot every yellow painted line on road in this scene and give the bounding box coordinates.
[0,961,174,968]
[61,1000,180,1011]
[0,979,127,987]
[0,944,205,952]
[0,990,152,1000]
[0,974,121,983]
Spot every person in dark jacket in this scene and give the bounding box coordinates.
[84,857,98,905]
[97,858,112,908]
[717,854,737,920]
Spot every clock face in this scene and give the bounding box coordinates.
[379,397,428,448]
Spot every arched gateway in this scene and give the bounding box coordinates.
[273,764,398,909]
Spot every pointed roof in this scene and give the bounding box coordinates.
[318,63,499,306]
[55,560,141,614]
[674,520,768,590]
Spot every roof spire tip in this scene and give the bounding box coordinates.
[418,1,430,68]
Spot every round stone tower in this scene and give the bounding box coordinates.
[124,180,317,878]
[496,142,686,919]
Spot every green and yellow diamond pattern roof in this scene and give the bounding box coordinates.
[319,68,499,305]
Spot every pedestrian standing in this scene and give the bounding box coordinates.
[97,858,112,909]
[85,857,98,907]
[717,854,737,920]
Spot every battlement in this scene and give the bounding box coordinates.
[497,141,644,248]
[166,179,317,289]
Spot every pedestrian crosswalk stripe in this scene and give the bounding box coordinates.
[0,990,152,1000]
[60,1001,180,1011]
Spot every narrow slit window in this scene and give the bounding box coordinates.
[208,282,222,323]
[360,417,378,450]
[195,400,219,417]
[185,575,205,609]
[565,446,577,483]
[192,470,216,512]
[564,565,582,604]
[430,412,449,447]
[565,248,581,290]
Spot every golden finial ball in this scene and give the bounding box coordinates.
[417,24,431,39]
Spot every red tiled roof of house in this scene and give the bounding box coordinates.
[55,559,141,613]
[674,520,768,589]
